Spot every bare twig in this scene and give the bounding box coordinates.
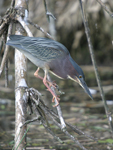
[96,0,113,18]
[79,0,113,136]
[27,20,54,40]
[40,100,97,141]
[64,130,87,150]
[25,88,90,150]
[42,122,64,144]
[47,0,56,40]
[16,16,33,37]
[2,32,8,87]
[46,12,56,20]
[33,102,64,144]
[0,23,13,76]
[0,21,7,31]
[5,60,8,87]
[17,16,54,40]
[41,105,87,150]
[66,123,98,141]
[20,117,41,127]
[47,74,66,129]
[10,0,15,8]
[29,87,42,96]
[43,0,56,21]
[43,0,50,22]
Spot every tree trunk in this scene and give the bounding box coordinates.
[14,0,28,149]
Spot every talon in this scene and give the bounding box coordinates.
[52,96,60,107]
[52,96,55,102]
[53,102,59,107]
[49,81,57,89]
[52,81,57,87]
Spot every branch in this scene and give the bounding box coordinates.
[96,0,113,18]
[43,0,56,21]
[10,0,15,8]
[16,16,33,37]
[79,0,113,137]
[47,74,66,129]
[24,87,95,150]
[0,23,13,76]
[16,16,54,40]
[27,20,54,40]
[43,102,97,141]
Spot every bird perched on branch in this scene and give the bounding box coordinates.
[7,35,93,106]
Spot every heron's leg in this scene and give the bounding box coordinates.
[43,74,60,107]
[34,67,44,80]
[34,68,57,89]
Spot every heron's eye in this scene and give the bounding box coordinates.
[79,75,82,78]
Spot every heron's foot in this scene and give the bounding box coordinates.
[48,80,58,89]
[52,95,60,102]
[49,81,65,95]
[43,76,60,107]
[52,95,60,107]
[53,102,59,107]
[52,96,60,107]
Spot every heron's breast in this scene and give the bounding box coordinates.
[48,55,72,79]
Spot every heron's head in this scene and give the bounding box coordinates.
[68,55,93,100]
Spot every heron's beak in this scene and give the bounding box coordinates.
[77,77,93,100]
[68,75,93,100]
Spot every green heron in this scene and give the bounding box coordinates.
[7,35,93,106]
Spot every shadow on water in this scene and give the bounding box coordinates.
[0,62,113,150]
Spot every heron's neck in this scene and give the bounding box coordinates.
[49,55,77,79]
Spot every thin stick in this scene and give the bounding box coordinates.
[5,60,8,87]
[64,130,87,150]
[66,123,97,141]
[24,88,94,149]
[32,102,64,144]
[0,23,13,76]
[42,121,64,144]
[43,0,56,21]
[2,32,9,87]
[96,0,113,18]
[16,16,33,37]
[47,74,66,129]
[42,102,97,141]
[20,117,41,127]
[40,99,87,150]
[31,95,87,149]
[0,22,7,30]
[17,16,54,40]
[10,0,15,7]
[79,0,113,136]
[43,0,50,22]
[27,20,54,40]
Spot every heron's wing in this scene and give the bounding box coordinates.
[23,43,67,61]
[7,35,69,61]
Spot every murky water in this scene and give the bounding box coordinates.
[0,62,113,150]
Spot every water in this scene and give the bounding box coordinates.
[0,62,113,150]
